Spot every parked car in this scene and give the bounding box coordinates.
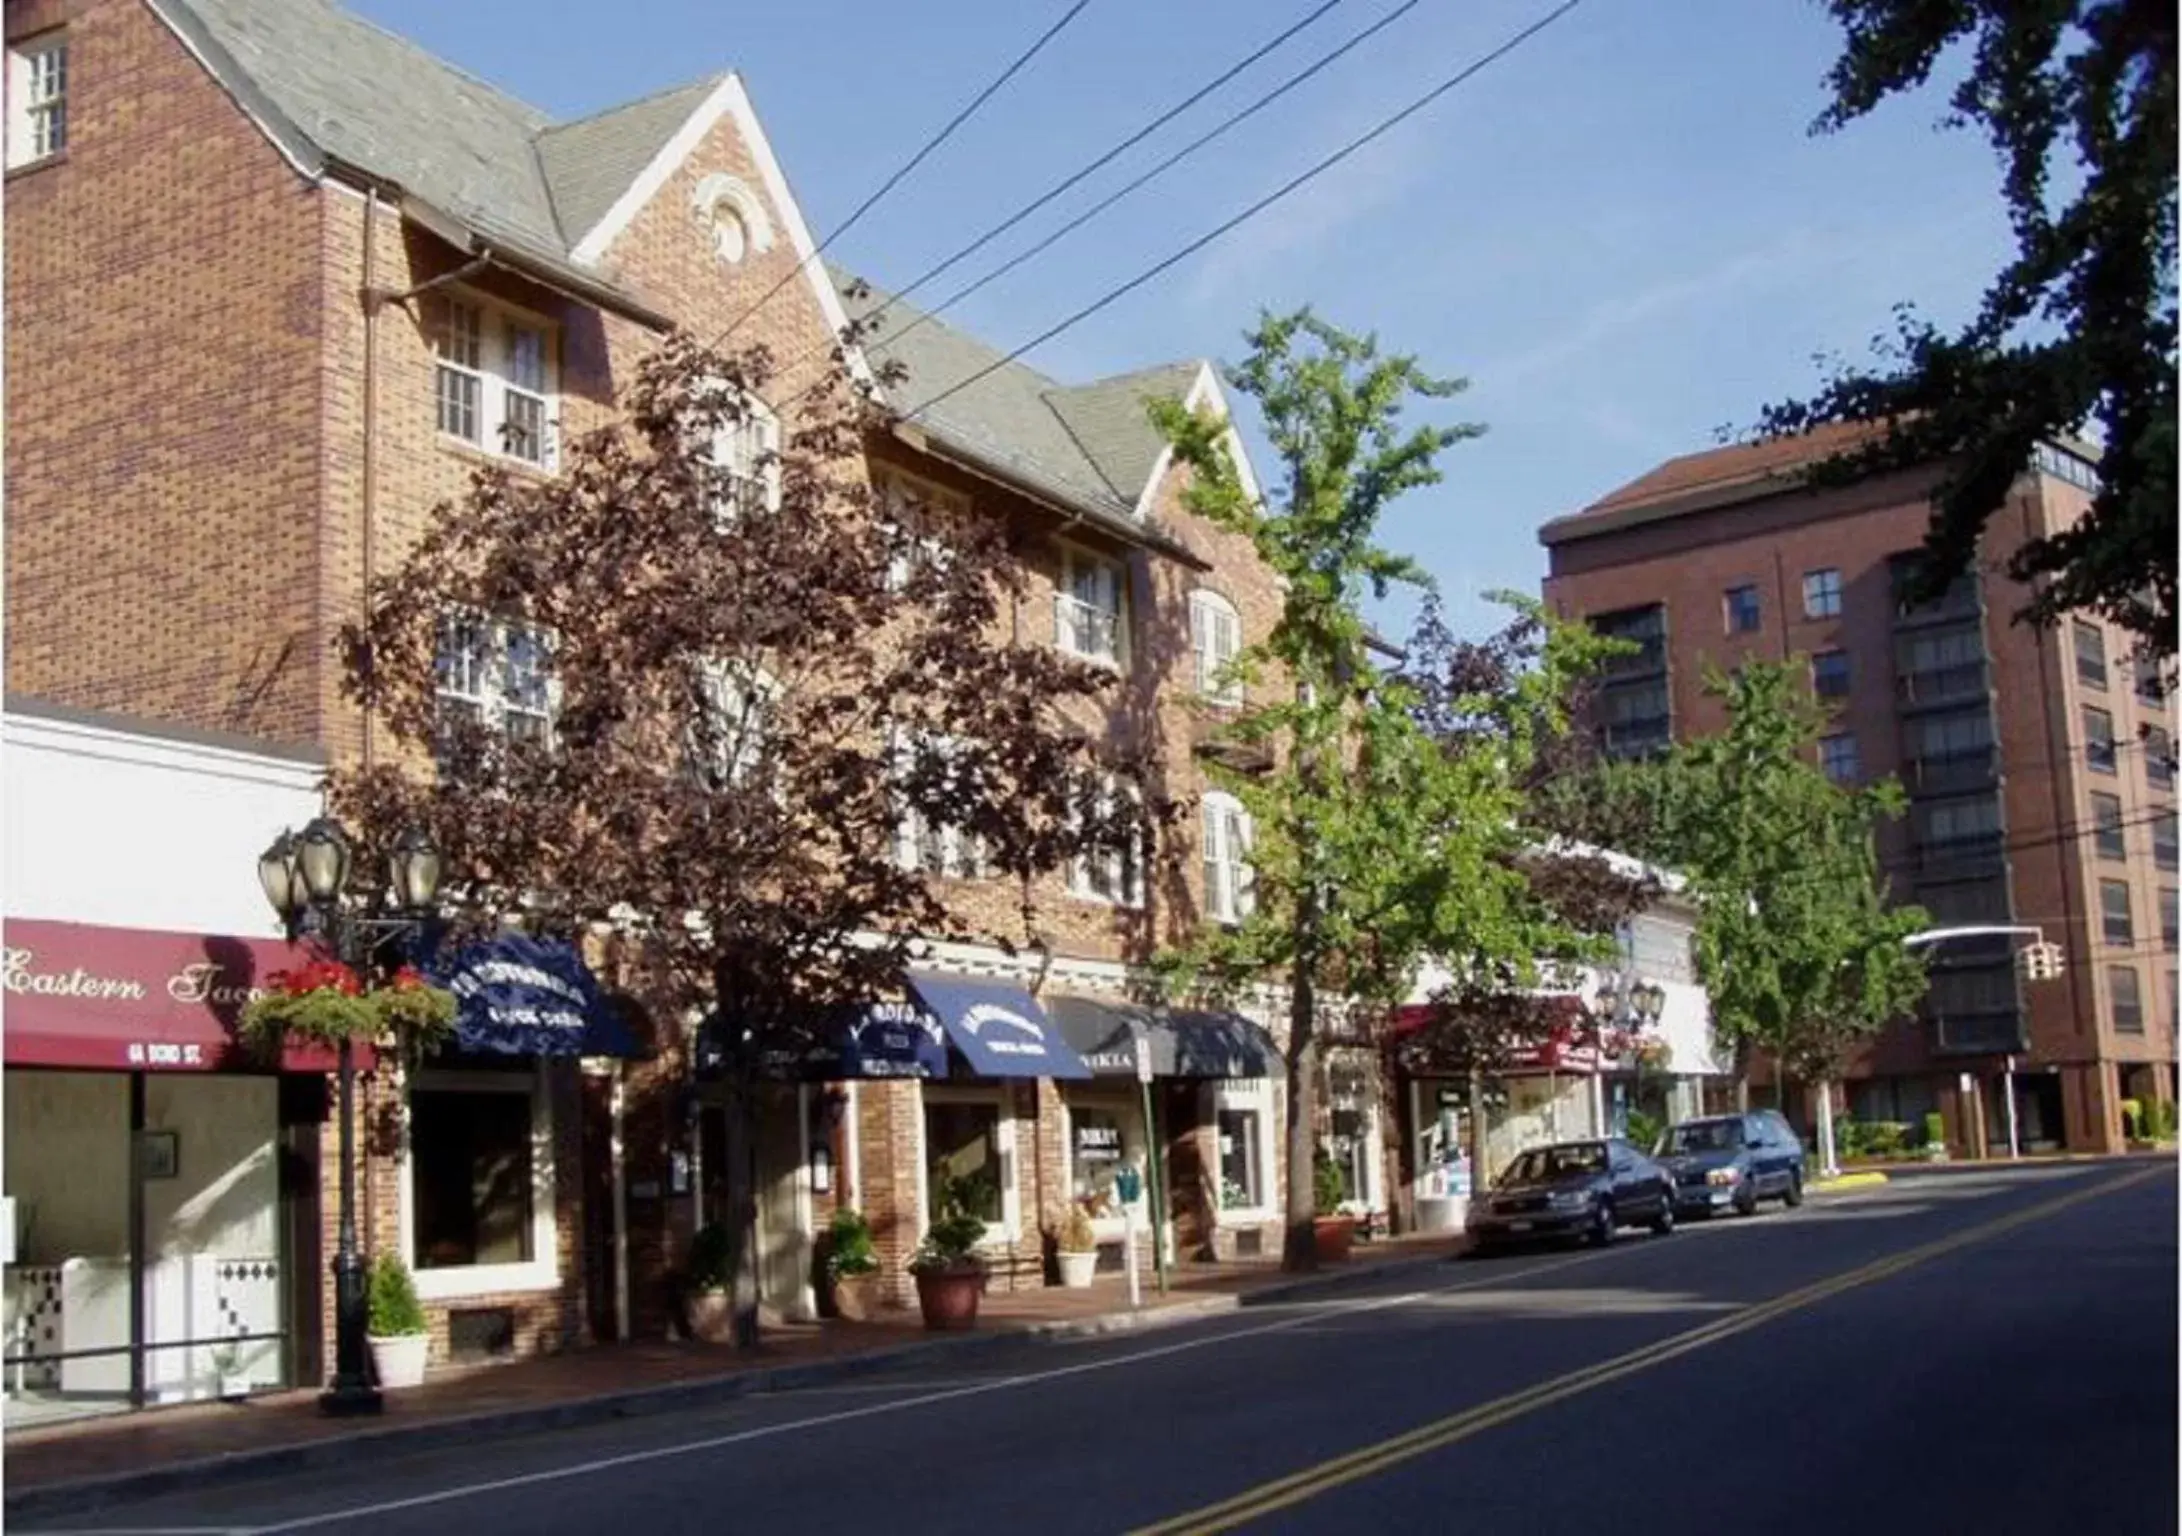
[1658,1111,1807,1218]
[1465,1138,1676,1251]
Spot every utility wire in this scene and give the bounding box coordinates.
[898,0,1591,423]
[701,0,1096,352]
[777,0,1419,403]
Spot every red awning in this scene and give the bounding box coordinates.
[2,918,366,1073]
[1392,995,1601,1073]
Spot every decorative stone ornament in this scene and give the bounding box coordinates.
[691,172,774,266]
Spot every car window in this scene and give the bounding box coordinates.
[1744,1116,1771,1145]
[1663,1119,1743,1153]
[1766,1113,1797,1145]
[1504,1143,1608,1183]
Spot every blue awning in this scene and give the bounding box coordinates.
[906,972,1090,1080]
[428,932,641,1058]
[731,1001,950,1082]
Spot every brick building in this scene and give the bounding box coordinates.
[1540,428,2178,1156]
[2,0,1313,1412]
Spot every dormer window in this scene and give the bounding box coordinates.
[431,294,558,469]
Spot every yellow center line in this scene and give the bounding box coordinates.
[1130,1165,2166,1536]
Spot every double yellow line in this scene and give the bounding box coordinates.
[1132,1165,2165,1535]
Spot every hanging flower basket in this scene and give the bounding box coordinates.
[239,961,457,1056]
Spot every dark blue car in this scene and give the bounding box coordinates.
[1657,1111,1808,1217]
[1465,1138,1677,1250]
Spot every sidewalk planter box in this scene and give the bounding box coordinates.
[1056,1250,1099,1289]
[1311,1216,1356,1264]
[685,1289,734,1343]
[829,1273,881,1322]
[368,1333,428,1390]
[914,1266,984,1330]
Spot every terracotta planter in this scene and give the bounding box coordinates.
[1055,1249,1099,1289]
[367,1333,428,1390]
[1311,1215,1356,1264]
[829,1271,882,1322]
[913,1265,984,1330]
[685,1288,734,1343]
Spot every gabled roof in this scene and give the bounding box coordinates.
[536,77,725,248]
[834,268,1214,561]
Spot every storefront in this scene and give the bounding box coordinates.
[1044,995,1283,1265]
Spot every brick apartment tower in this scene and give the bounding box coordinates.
[1541,430,2177,1156]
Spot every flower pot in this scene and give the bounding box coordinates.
[913,1265,984,1330]
[829,1271,882,1322]
[1311,1215,1356,1264]
[1056,1248,1099,1289]
[368,1332,429,1390]
[685,1287,735,1342]
[216,1372,249,1401]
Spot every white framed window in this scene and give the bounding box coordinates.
[6,34,67,169]
[1210,1079,1277,1225]
[1802,568,1843,619]
[1068,773,1146,908]
[892,732,987,879]
[877,467,964,591]
[431,294,558,468]
[708,393,781,525]
[1202,790,1256,925]
[402,1065,560,1300]
[1055,546,1127,667]
[691,659,779,789]
[1189,589,1244,706]
[920,1085,1019,1246]
[436,614,556,746]
[1062,1087,1148,1239]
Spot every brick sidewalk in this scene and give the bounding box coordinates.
[5,1234,1458,1498]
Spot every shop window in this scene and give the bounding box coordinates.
[1216,1106,1263,1212]
[406,1069,556,1299]
[1067,1102,1135,1221]
[923,1093,1014,1239]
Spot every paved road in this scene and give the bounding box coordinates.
[28,1160,2176,1536]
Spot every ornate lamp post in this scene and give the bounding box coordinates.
[259,815,443,1416]
[1593,972,1667,1137]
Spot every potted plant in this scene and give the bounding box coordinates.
[682,1222,735,1342]
[909,1180,989,1330]
[240,960,457,1059]
[366,1251,429,1389]
[825,1208,883,1321]
[1311,1149,1355,1263]
[208,1340,247,1401]
[1921,1110,1950,1162]
[1054,1202,1099,1289]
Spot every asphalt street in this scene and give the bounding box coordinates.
[26,1160,2176,1536]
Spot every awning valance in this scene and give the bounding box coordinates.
[1045,995,1279,1080]
[2,917,361,1073]
[714,979,1088,1082]
[428,932,641,1058]
[906,973,1090,1080]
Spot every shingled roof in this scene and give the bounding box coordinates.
[834,268,1214,556]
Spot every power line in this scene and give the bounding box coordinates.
[701,0,1097,353]
[896,0,1592,423]
[778,0,1422,404]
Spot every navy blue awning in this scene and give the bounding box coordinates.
[428,932,640,1058]
[906,972,1090,1080]
[730,1001,950,1082]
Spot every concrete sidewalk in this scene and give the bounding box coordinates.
[4,1234,1463,1522]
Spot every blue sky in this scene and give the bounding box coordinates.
[355,0,2010,641]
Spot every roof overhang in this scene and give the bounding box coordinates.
[389,187,676,333]
[893,422,1211,571]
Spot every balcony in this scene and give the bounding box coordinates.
[1053,593,1122,667]
[1598,637,1667,682]
[1905,748,2000,797]
[1913,831,2006,877]
[1601,716,1672,762]
[1895,661,1990,711]
[1931,1008,2027,1056]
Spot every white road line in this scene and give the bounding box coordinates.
[27,1165,2087,1536]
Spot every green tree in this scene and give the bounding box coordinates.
[1649,664,1931,1134]
[1150,312,1603,1269]
[1762,1,2177,654]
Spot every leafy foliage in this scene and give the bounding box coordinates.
[1622,1107,1664,1157]
[238,961,455,1054]
[912,1176,992,1275]
[826,1208,880,1278]
[1311,1148,1347,1217]
[1638,663,1932,1087]
[1762,0,2177,653]
[686,1222,734,1292]
[366,1251,427,1337]
[336,338,1139,1342]
[1150,311,1603,1266]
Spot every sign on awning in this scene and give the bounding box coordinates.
[429,932,640,1058]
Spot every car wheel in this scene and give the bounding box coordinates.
[1588,1201,1615,1246]
[1650,1192,1675,1236]
[1734,1180,1759,1217]
[1783,1169,1805,1207]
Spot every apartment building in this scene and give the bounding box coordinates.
[1540,427,2177,1157]
[2,0,1296,1416]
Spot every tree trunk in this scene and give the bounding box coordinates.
[1282,960,1319,1273]
[722,1078,762,1350]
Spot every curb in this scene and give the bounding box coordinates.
[1808,1171,1890,1193]
[4,1245,1457,1524]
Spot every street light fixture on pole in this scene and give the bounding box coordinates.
[1592,972,1666,1138]
[259,815,443,1417]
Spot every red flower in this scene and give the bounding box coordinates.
[281,959,362,998]
[388,966,429,992]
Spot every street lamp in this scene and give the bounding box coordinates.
[1594,972,1667,1138]
[258,817,442,1416]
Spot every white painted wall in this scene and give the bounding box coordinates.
[3,1071,129,1263]
[3,708,324,937]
